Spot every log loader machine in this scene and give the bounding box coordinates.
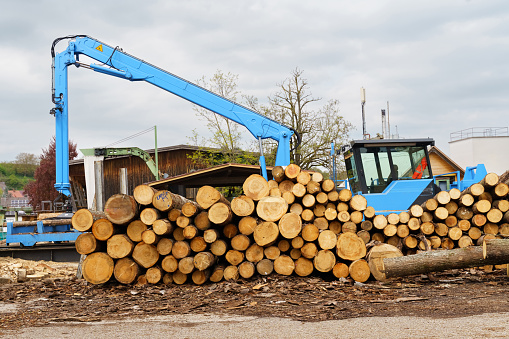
[50,35,300,197]
[336,138,487,214]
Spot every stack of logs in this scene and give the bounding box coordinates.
[73,165,509,285]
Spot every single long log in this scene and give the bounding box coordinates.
[378,244,509,279]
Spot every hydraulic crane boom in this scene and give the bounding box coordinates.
[51,35,298,196]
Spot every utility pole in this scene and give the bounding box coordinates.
[361,87,367,139]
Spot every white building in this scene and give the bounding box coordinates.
[449,127,509,175]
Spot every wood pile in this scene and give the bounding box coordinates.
[74,165,509,285]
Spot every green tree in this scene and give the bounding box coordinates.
[264,68,354,171]
[13,152,39,177]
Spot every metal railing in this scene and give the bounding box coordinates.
[450,127,508,142]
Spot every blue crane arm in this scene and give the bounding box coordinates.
[52,35,296,196]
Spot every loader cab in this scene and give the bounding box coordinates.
[342,138,435,195]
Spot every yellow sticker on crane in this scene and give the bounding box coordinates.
[96,44,103,52]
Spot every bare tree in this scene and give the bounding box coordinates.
[265,68,354,170]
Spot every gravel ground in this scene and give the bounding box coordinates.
[2,312,509,339]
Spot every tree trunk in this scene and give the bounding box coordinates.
[181,201,202,218]
[126,220,147,242]
[256,196,288,222]
[208,202,233,225]
[104,194,139,225]
[76,232,104,255]
[294,257,314,277]
[92,218,118,241]
[238,261,256,279]
[114,257,140,284]
[146,266,163,284]
[132,242,159,268]
[152,190,192,212]
[82,252,114,285]
[133,184,157,205]
[256,259,274,275]
[378,245,509,279]
[107,234,134,259]
[231,195,255,217]
[336,232,366,261]
[152,219,174,236]
[243,174,270,201]
[313,249,336,272]
[349,259,371,282]
[274,255,295,275]
[72,209,107,231]
[156,238,174,256]
[139,208,161,225]
[161,255,178,273]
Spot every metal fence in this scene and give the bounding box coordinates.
[450,127,508,142]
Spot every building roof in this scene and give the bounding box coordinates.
[429,146,465,175]
[147,163,272,189]
[8,190,25,198]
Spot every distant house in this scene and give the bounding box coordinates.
[429,146,465,191]
[6,190,31,209]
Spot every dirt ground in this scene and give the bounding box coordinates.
[0,257,509,334]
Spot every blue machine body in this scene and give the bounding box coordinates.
[338,138,487,214]
[52,35,297,195]
[6,221,80,247]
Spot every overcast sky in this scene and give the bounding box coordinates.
[1,0,508,164]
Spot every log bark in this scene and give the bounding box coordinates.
[379,244,509,279]
[72,209,107,232]
[366,243,403,281]
[82,252,114,285]
[104,194,138,225]
[243,174,270,201]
